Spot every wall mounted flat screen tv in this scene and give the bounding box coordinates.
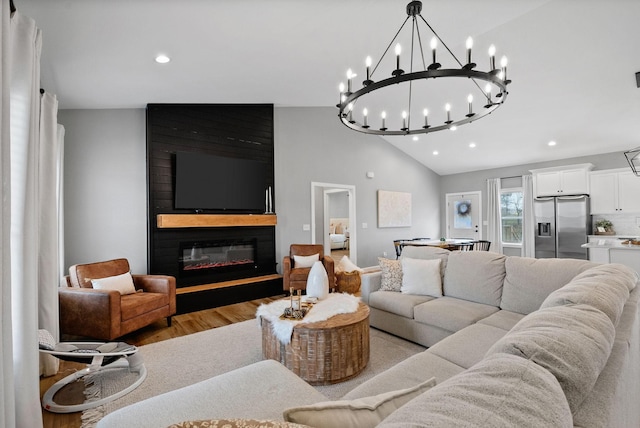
[174,151,268,212]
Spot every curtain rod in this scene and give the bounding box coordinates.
[485,174,530,181]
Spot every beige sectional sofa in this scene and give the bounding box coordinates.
[98,247,640,428]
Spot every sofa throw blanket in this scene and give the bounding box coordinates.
[257,293,360,344]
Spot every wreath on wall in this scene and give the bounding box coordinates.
[456,201,471,216]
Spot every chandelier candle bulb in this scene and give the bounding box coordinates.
[347,103,354,123]
[381,111,387,130]
[338,82,345,105]
[500,56,509,82]
[431,37,437,63]
[393,44,404,76]
[489,45,496,70]
[423,109,429,128]
[467,94,474,116]
[445,103,452,124]
[346,69,354,93]
[402,111,407,130]
[365,56,372,83]
[363,108,369,128]
[484,83,493,107]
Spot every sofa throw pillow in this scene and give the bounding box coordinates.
[293,253,319,268]
[400,257,442,297]
[336,255,363,274]
[378,353,572,428]
[91,271,136,295]
[283,377,436,428]
[168,420,312,428]
[378,258,402,292]
[485,304,615,414]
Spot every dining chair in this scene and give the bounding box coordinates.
[473,240,491,251]
[393,240,404,259]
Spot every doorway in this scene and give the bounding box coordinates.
[311,182,357,264]
[446,191,482,240]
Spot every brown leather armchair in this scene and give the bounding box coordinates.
[59,258,176,341]
[282,244,334,292]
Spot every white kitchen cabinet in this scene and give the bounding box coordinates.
[530,164,594,197]
[610,249,640,275]
[590,168,640,214]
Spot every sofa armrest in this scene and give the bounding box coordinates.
[132,275,175,295]
[58,287,121,339]
[133,275,177,315]
[361,271,382,305]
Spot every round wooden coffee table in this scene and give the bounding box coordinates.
[261,302,370,385]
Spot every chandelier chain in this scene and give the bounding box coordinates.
[371,16,411,78]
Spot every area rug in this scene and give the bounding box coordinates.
[80,319,425,427]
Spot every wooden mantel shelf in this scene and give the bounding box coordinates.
[157,214,277,228]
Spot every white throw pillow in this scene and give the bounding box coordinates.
[91,272,136,295]
[293,253,319,268]
[336,255,363,274]
[401,257,442,297]
[283,377,436,428]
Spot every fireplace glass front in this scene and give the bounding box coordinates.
[179,239,257,276]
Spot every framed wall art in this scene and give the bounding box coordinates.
[377,190,411,228]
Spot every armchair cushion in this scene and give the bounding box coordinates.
[293,254,319,268]
[69,258,131,288]
[91,272,137,295]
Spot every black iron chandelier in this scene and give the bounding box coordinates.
[337,1,512,136]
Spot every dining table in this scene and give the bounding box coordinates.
[398,238,474,252]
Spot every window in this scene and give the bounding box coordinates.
[500,189,523,244]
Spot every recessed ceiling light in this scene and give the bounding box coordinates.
[433,150,439,155]
[548,140,557,146]
[412,136,419,141]
[155,54,171,64]
[449,126,457,131]
[469,142,476,148]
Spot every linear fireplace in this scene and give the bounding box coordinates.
[179,239,257,276]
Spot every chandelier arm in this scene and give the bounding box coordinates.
[371,15,411,77]
[413,16,428,71]
[416,14,464,68]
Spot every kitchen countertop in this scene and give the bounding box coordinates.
[582,238,640,251]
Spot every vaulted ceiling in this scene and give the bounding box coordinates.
[19,0,640,175]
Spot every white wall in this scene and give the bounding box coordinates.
[59,106,441,273]
[59,109,147,273]
[274,107,441,268]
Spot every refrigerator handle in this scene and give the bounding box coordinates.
[535,197,554,201]
[557,195,588,200]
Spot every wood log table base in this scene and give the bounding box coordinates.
[261,302,370,385]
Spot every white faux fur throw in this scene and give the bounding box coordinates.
[256,293,360,344]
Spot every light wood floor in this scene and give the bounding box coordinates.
[40,295,284,428]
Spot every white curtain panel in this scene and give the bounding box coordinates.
[521,174,536,257]
[486,178,503,254]
[38,92,63,377]
[1,1,14,426]
[4,8,45,428]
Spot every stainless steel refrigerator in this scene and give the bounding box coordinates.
[534,195,591,259]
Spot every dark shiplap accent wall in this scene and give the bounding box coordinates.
[146,104,276,286]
